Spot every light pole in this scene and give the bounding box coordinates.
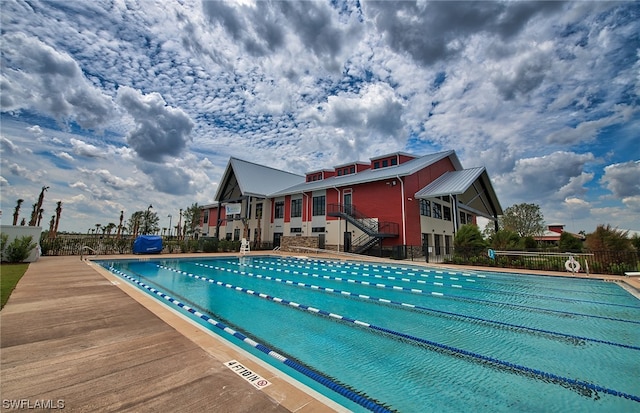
[167,214,172,238]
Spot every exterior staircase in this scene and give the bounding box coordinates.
[327,204,399,254]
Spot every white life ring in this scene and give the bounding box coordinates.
[565,257,581,273]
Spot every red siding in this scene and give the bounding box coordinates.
[284,195,291,223]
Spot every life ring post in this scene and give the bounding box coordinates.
[565,255,581,274]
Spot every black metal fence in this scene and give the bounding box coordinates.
[363,245,639,276]
[39,235,275,256]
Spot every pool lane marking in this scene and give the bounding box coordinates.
[223,261,640,317]
[188,264,640,351]
[150,265,640,404]
[275,257,631,297]
[107,266,393,413]
[249,259,639,309]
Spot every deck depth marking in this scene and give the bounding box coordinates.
[224,360,271,389]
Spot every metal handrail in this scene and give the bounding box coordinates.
[80,245,98,260]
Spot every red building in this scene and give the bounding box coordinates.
[200,150,502,258]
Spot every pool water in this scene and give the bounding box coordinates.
[99,256,640,412]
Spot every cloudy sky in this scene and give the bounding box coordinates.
[1,0,638,235]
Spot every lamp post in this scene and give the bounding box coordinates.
[167,214,172,238]
[146,205,153,234]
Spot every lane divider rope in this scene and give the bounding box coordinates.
[154,264,640,404]
[193,263,640,351]
[205,261,640,326]
[107,266,393,413]
[254,258,640,308]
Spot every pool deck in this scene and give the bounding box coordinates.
[2,252,639,412]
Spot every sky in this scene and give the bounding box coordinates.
[1,0,639,236]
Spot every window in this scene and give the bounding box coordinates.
[291,198,302,218]
[312,227,325,233]
[432,202,442,219]
[337,170,342,176]
[391,158,397,165]
[290,227,302,233]
[350,166,355,174]
[420,199,431,217]
[233,228,240,241]
[459,212,466,225]
[382,159,388,167]
[255,203,263,219]
[203,211,208,224]
[274,201,284,219]
[443,206,451,221]
[312,195,325,216]
[374,161,380,169]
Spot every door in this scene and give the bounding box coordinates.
[344,231,352,252]
[434,234,441,256]
[273,232,282,248]
[318,233,325,249]
[343,192,352,215]
[422,233,430,262]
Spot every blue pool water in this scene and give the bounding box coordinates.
[98,256,640,412]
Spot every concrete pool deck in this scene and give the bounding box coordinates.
[2,253,639,412]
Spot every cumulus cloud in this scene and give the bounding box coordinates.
[136,161,194,195]
[202,1,362,70]
[364,1,564,67]
[601,161,640,198]
[116,86,194,163]
[495,151,595,200]
[70,138,105,158]
[1,32,114,129]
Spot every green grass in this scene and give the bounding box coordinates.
[0,263,29,309]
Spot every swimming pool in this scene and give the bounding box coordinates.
[98,255,640,412]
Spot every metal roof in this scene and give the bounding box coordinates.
[269,150,462,196]
[214,157,304,201]
[415,167,485,197]
[415,167,503,218]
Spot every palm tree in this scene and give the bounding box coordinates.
[30,186,49,226]
[95,223,101,237]
[12,199,24,226]
[104,223,116,237]
[53,201,62,238]
[48,215,55,237]
[36,208,44,227]
[29,203,38,226]
[116,210,124,239]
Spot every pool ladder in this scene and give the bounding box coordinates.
[80,246,98,261]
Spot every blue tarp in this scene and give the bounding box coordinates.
[133,235,163,254]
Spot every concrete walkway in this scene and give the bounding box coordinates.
[0,256,341,412]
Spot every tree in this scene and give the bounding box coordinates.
[128,210,159,236]
[490,229,520,250]
[12,199,24,226]
[182,203,201,239]
[53,201,62,239]
[501,203,545,238]
[29,186,49,226]
[559,231,583,252]
[631,234,640,251]
[454,224,487,255]
[104,223,116,237]
[585,224,633,252]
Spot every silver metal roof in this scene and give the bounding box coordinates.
[414,167,486,197]
[269,150,462,197]
[214,157,304,201]
[415,167,503,217]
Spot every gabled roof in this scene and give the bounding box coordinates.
[270,150,462,196]
[415,167,503,218]
[415,167,486,197]
[214,157,304,201]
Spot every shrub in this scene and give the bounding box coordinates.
[2,235,37,263]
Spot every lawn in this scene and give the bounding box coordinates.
[0,263,29,309]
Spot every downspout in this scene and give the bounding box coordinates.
[396,176,406,245]
[333,187,341,252]
[302,192,309,236]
